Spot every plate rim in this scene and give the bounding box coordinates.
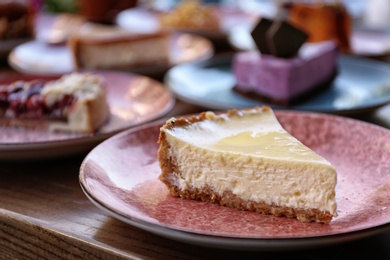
[79,110,390,250]
[80,181,390,251]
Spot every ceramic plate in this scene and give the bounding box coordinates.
[0,38,31,60]
[165,54,390,115]
[0,71,174,160]
[7,32,213,77]
[228,24,390,57]
[116,6,255,42]
[80,112,390,250]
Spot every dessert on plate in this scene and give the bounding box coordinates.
[232,17,339,106]
[68,23,170,70]
[159,0,219,32]
[286,1,351,53]
[0,72,109,133]
[158,106,337,223]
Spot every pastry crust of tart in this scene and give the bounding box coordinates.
[43,73,110,133]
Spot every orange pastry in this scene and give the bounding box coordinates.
[286,2,351,52]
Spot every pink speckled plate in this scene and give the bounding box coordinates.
[79,111,390,250]
[0,71,174,160]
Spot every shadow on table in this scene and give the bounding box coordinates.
[93,217,390,260]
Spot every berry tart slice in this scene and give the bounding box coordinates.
[0,72,110,133]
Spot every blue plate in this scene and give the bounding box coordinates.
[165,54,390,114]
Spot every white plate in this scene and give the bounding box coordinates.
[8,33,213,77]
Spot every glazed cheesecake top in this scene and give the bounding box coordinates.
[164,106,329,164]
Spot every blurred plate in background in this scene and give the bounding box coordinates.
[228,23,390,58]
[0,38,31,60]
[116,5,255,43]
[0,71,175,161]
[165,54,390,115]
[8,33,214,77]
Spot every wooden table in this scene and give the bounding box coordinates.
[0,99,389,259]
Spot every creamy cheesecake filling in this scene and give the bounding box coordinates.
[165,133,336,215]
[162,108,337,216]
[77,37,169,69]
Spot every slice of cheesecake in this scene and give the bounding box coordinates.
[68,23,170,70]
[158,106,337,223]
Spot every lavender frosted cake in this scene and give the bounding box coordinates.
[232,41,339,105]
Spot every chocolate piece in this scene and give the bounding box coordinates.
[268,20,308,57]
[251,18,308,58]
[250,18,273,55]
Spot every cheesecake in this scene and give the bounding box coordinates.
[158,106,337,223]
[68,23,170,70]
[0,72,109,133]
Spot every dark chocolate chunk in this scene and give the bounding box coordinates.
[250,18,273,55]
[251,17,308,58]
[268,20,308,58]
